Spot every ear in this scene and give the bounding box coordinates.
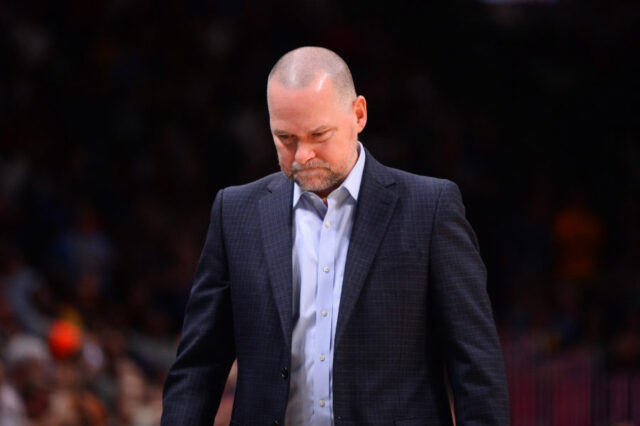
[352,95,367,133]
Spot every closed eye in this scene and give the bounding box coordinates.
[313,130,334,140]
[276,134,294,143]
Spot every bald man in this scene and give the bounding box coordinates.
[161,47,509,426]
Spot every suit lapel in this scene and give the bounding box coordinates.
[336,153,398,347]
[259,175,294,350]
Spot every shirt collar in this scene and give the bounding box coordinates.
[292,142,366,207]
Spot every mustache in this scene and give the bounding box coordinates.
[291,160,331,172]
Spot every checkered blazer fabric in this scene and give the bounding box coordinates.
[161,150,509,426]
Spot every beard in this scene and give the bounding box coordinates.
[283,159,346,194]
[277,142,358,196]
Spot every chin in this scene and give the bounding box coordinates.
[292,168,345,195]
[297,176,340,195]
[297,180,328,193]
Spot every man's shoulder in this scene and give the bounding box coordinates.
[218,171,289,203]
[363,148,452,193]
[374,161,453,197]
[386,166,448,185]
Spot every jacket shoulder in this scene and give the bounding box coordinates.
[220,172,288,203]
[381,165,455,196]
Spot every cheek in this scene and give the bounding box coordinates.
[348,121,358,141]
[275,146,292,168]
[336,136,356,165]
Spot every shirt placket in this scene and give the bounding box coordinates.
[313,197,336,425]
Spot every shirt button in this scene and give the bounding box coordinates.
[321,310,328,317]
[323,266,330,273]
[319,400,325,407]
[324,221,331,228]
[320,354,325,361]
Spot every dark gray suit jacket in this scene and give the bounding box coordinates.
[161,150,509,425]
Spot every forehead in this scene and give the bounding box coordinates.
[268,77,345,131]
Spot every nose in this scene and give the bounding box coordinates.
[294,141,315,164]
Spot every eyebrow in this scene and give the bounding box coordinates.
[272,126,334,135]
[309,125,333,133]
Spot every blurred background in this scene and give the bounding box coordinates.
[0,0,639,424]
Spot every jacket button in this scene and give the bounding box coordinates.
[281,367,289,380]
[272,421,279,426]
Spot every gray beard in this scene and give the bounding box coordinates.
[292,168,343,194]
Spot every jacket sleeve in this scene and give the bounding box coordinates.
[161,189,235,426]
[429,180,509,425]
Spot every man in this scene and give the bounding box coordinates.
[161,46,509,425]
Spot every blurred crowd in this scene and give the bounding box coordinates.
[1,0,639,424]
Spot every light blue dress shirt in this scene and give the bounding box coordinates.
[285,143,366,425]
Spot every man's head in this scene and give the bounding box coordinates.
[267,46,367,198]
